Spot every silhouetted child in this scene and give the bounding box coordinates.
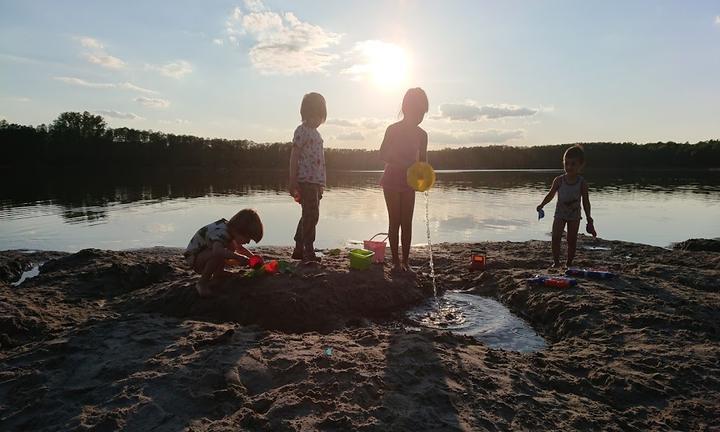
[536,145,596,267]
[289,92,327,263]
[379,88,429,272]
[184,209,263,297]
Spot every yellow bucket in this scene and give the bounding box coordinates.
[406,162,436,192]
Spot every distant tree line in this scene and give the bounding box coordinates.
[2,111,719,170]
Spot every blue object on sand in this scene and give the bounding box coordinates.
[537,208,545,220]
[324,347,333,356]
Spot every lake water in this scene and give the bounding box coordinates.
[0,169,718,252]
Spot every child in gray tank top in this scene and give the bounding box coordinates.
[536,145,597,267]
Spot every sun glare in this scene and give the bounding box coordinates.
[358,41,409,89]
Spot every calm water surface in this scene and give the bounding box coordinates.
[0,170,718,252]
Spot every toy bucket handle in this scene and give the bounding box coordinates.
[368,232,388,242]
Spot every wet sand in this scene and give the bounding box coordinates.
[1,237,719,431]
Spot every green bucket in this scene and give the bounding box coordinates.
[349,248,374,270]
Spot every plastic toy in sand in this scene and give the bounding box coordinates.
[348,249,374,270]
[406,162,436,192]
[469,251,486,271]
[246,259,292,277]
[527,275,578,289]
[565,268,616,279]
[364,233,388,264]
[226,255,265,268]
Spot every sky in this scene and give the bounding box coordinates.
[1,0,719,149]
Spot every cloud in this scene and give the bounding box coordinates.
[95,110,142,120]
[429,128,525,145]
[715,15,720,25]
[77,36,125,69]
[335,131,365,141]
[437,102,538,121]
[159,118,190,125]
[146,60,193,79]
[117,82,158,94]
[2,96,31,103]
[54,76,116,88]
[54,76,157,94]
[212,38,224,46]
[244,0,266,12]
[135,96,170,108]
[79,37,103,49]
[326,117,385,129]
[84,53,126,69]
[225,1,342,74]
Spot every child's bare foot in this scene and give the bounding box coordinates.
[291,245,304,260]
[401,262,415,273]
[303,252,321,263]
[391,260,402,272]
[195,280,214,298]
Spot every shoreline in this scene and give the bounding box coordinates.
[1,238,719,430]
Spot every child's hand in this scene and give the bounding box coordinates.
[288,180,300,198]
[586,218,597,238]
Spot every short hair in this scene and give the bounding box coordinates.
[228,209,263,243]
[564,144,585,163]
[300,92,327,123]
[401,87,429,117]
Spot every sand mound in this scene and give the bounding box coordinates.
[673,238,720,252]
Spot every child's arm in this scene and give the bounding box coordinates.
[419,130,428,163]
[536,176,561,211]
[212,241,249,264]
[379,127,409,167]
[233,241,255,258]
[288,146,300,196]
[581,181,592,221]
[581,180,596,236]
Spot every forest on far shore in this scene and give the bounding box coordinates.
[2,111,719,170]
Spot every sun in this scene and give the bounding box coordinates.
[357,41,409,89]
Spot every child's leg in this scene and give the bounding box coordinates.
[300,184,321,260]
[292,217,304,259]
[383,189,402,268]
[566,220,581,267]
[551,218,566,267]
[193,249,225,296]
[399,191,416,269]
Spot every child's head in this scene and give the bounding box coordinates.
[401,87,429,125]
[563,145,585,175]
[228,209,263,245]
[300,92,327,128]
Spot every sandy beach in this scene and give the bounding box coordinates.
[1,237,719,431]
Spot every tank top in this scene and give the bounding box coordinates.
[554,175,584,221]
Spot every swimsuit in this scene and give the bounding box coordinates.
[554,175,584,221]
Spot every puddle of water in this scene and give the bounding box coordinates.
[11,263,42,287]
[406,292,546,352]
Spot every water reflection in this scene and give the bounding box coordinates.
[0,169,718,251]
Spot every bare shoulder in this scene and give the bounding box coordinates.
[417,126,428,138]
